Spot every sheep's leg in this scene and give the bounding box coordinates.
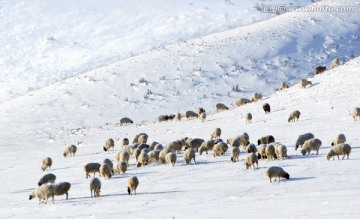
[342,155,345,160]
[51,195,54,203]
[269,177,272,183]
[347,154,349,159]
[66,192,68,199]
[316,150,319,155]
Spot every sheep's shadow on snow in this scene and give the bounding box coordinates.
[288,155,322,160]
[289,176,316,181]
[12,188,34,194]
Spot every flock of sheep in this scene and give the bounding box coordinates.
[29,58,359,204]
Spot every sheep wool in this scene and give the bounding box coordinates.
[327,143,351,160]
[266,166,290,183]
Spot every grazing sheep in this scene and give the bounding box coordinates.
[99,163,112,179]
[300,138,322,155]
[41,157,52,171]
[331,134,346,146]
[115,151,130,165]
[257,135,275,145]
[38,173,56,186]
[288,110,301,122]
[216,103,229,112]
[149,141,160,150]
[185,110,199,120]
[295,133,315,150]
[214,138,223,144]
[103,158,114,174]
[120,117,133,126]
[137,135,148,144]
[158,115,170,122]
[196,107,205,115]
[266,166,290,183]
[63,145,77,157]
[168,114,176,121]
[349,107,360,121]
[246,144,258,153]
[53,182,71,199]
[199,112,206,122]
[228,133,249,148]
[184,148,196,164]
[331,58,340,69]
[257,144,267,160]
[103,138,115,151]
[154,143,164,151]
[148,150,160,163]
[127,176,139,195]
[234,98,250,107]
[185,138,205,152]
[159,148,173,164]
[274,143,288,159]
[265,144,277,161]
[114,161,128,175]
[251,93,263,102]
[280,82,289,90]
[165,140,183,154]
[244,153,258,170]
[315,66,326,74]
[120,138,129,146]
[327,143,351,160]
[199,139,215,155]
[300,79,312,88]
[136,152,150,167]
[165,152,177,167]
[137,143,150,151]
[133,148,142,161]
[263,103,271,114]
[132,133,149,144]
[245,113,252,124]
[90,177,101,198]
[210,128,222,139]
[230,146,240,162]
[213,142,228,157]
[175,112,181,121]
[84,163,101,178]
[29,184,55,204]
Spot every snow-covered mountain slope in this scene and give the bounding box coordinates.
[1,52,359,219]
[0,0,312,102]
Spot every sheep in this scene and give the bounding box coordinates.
[315,66,326,74]
[327,143,351,160]
[210,128,222,139]
[90,177,101,198]
[257,144,267,160]
[257,135,275,145]
[228,133,249,148]
[196,107,205,115]
[165,140,183,154]
[244,153,258,170]
[175,112,181,121]
[288,110,301,122]
[214,138,223,144]
[114,161,128,175]
[230,146,240,162]
[148,150,160,163]
[120,138,129,146]
[133,148,141,161]
[115,151,130,165]
[38,173,56,186]
[132,133,149,144]
[84,163,101,178]
[199,112,206,122]
[331,134,346,146]
[185,138,205,152]
[165,152,177,167]
[41,157,52,171]
[295,133,315,150]
[103,138,115,151]
[246,144,258,154]
[265,144,277,161]
[263,103,271,114]
[63,144,77,157]
[149,141,160,150]
[213,142,228,157]
[159,148,173,164]
[251,93,263,102]
[120,117,133,126]
[331,58,340,69]
[185,110,198,120]
[274,143,287,159]
[53,182,71,200]
[141,148,150,154]
[216,103,229,112]
[158,115,170,122]
[99,163,112,179]
[154,143,164,151]
[199,139,215,155]
[349,107,360,121]
[137,143,150,151]
[300,79,312,88]
[280,82,289,90]
[127,176,139,195]
[234,98,251,107]
[136,152,150,167]
[300,138,322,156]
[29,184,55,204]
[168,114,176,121]
[266,166,290,183]
[245,113,252,124]
[183,148,196,164]
[103,158,114,174]
[137,134,149,144]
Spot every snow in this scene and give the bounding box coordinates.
[1,0,360,218]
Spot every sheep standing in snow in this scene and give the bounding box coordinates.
[38,173,56,186]
[331,134,346,146]
[63,145,77,157]
[246,144,257,153]
[295,133,315,150]
[251,93,263,102]
[154,143,164,151]
[210,128,222,139]
[90,177,101,198]
[159,148,173,164]
[274,143,287,159]
[245,113,252,124]
[327,143,351,160]
[53,182,71,200]
[216,103,229,112]
[133,148,142,161]
[199,139,215,155]
[120,138,129,146]
[280,82,289,90]
[84,163,101,178]
[127,176,139,195]
[114,161,128,175]
[234,98,251,107]
[263,103,271,114]
[199,112,206,122]
[257,135,275,145]
[185,111,199,120]
[165,152,177,167]
[266,166,290,183]
[184,148,196,164]
[300,79,312,88]
[115,151,130,166]
[265,144,277,161]
[99,163,112,179]
[41,157,53,171]
[132,133,149,144]
[196,107,205,115]
[136,152,150,167]
[257,144,267,160]
[213,142,228,157]
[245,153,258,170]
[300,138,322,156]
[158,115,170,122]
[165,140,183,154]
[331,58,340,69]
[228,133,249,149]
[29,184,55,204]
[349,107,360,121]
[175,112,181,121]
[148,150,160,163]
[103,138,115,151]
[185,138,205,152]
[120,117,133,126]
[288,110,301,122]
[315,66,326,74]
[230,146,240,162]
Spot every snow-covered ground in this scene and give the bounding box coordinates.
[1,0,360,218]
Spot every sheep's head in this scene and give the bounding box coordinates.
[63,152,67,157]
[300,149,307,156]
[295,145,299,150]
[29,194,34,200]
[257,153,261,159]
[283,172,290,179]
[103,147,107,152]
[95,190,100,197]
[331,142,335,146]
[257,139,261,145]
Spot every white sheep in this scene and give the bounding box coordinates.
[251,93,263,102]
[103,138,115,151]
[53,182,71,200]
[84,162,101,178]
[288,110,301,122]
[199,139,215,155]
[120,117,133,126]
[90,177,101,198]
[300,138,322,155]
[165,140,183,154]
[29,184,55,204]
[331,58,340,69]
[154,143,164,151]
[185,110,199,120]
[148,150,160,163]
[213,142,228,157]
[216,103,229,112]
[349,107,360,121]
[38,173,56,186]
[234,98,250,107]
[137,134,149,144]
[159,148,173,164]
[127,176,139,195]
[265,144,277,161]
[230,146,240,162]
[295,133,315,150]
[114,161,128,175]
[331,134,346,146]
[115,151,130,165]
[166,152,177,167]
[280,82,289,90]
[196,107,206,115]
[158,115,170,122]
[132,133,148,144]
[245,113,252,124]
[257,144,267,159]
[266,166,290,183]
[228,133,249,149]
[210,128,221,139]
[175,112,181,121]
[300,79,312,88]
[184,148,196,164]
[120,138,130,146]
[99,163,112,179]
[244,153,258,170]
[226,137,240,147]
[136,152,150,167]
[149,141,160,150]
[327,143,351,160]
[41,157,52,171]
[274,143,287,159]
[185,138,205,152]
[246,144,257,154]
[199,112,206,122]
[103,158,114,174]
[133,148,142,161]
[257,135,275,145]
[63,145,77,157]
